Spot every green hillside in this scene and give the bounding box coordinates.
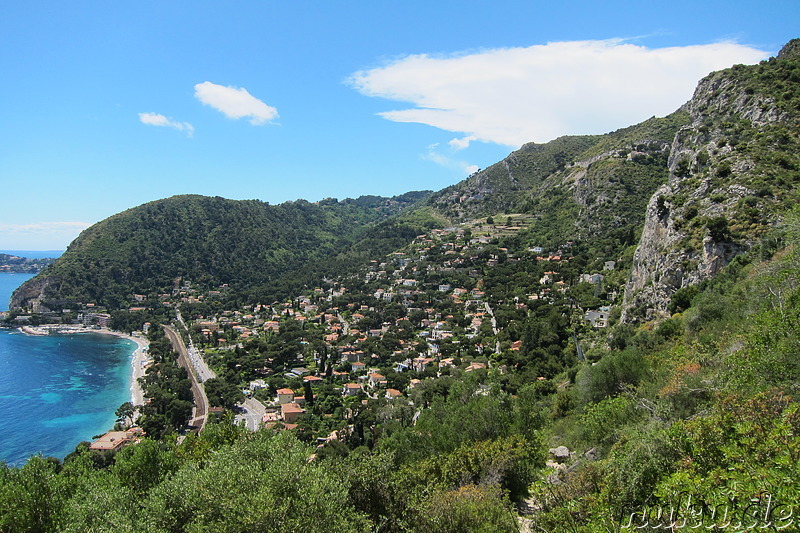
[11,192,432,311]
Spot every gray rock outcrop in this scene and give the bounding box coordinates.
[623,43,799,322]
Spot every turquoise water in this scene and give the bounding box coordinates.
[0,272,35,312]
[0,273,135,465]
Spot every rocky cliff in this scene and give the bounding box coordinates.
[624,40,800,322]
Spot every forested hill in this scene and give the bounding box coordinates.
[10,192,431,311]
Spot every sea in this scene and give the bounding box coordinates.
[0,267,136,466]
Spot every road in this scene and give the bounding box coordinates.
[484,302,501,354]
[176,310,217,382]
[163,325,209,433]
[235,397,268,431]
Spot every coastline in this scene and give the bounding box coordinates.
[19,324,149,407]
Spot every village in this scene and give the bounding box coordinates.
[72,214,623,450]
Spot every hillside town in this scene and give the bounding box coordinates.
[56,215,623,445]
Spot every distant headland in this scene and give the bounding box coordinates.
[0,252,60,274]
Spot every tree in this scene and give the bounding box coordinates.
[304,381,314,406]
[115,402,136,428]
[111,439,179,496]
[203,378,244,409]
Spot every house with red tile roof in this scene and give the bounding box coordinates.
[89,427,144,456]
[281,402,305,424]
[342,383,362,397]
[277,388,295,404]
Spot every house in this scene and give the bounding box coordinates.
[303,375,324,385]
[281,402,305,424]
[249,379,267,391]
[584,306,611,328]
[579,273,604,284]
[465,362,487,372]
[262,411,281,424]
[89,427,144,455]
[342,383,362,397]
[367,372,386,389]
[412,357,435,372]
[277,388,295,404]
[604,260,617,271]
[351,361,366,373]
[385,388,403,399]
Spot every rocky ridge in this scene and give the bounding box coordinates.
[624,40,800,321]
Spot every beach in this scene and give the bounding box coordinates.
[19,324,149,406]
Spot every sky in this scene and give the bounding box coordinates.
[1,1,797,250]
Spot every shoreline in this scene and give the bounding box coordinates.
[19,324,149,407]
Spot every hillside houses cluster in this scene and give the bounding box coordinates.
[164,218,622,434]
[16,217,621,438]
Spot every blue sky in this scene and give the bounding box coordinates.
[1,1,797,250]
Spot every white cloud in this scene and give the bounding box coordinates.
[424,143,480,175]
[349,39,769,147]
[448,135,478,151]
[139,112,195,137]
[0,222,92,250]
[194,81,279,125]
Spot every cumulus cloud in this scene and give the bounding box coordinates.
[349,39,769,147]
[194,81,279,125]
[139,112,195,136]
[448,135,479,151]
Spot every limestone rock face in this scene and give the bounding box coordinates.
[10,275,53,313]
[623,45,799,322]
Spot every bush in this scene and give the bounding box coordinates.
[655,317,684,340]
[579,395,638,447]
[414,484,518,533]
[668,285,698,314]
[574,347,649,406]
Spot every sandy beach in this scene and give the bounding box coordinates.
[20,324,150,406]
[99,329,149,406]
